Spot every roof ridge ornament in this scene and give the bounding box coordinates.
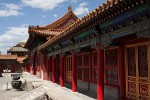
[68,6,72,12]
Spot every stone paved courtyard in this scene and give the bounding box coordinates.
[0,73,96,100]
[0,73,26,100]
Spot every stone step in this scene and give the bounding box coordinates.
[18,84,48,100]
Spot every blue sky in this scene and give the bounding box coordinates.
[0,0,105,54]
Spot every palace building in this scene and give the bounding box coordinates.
[24,0,150,100]
[0,42,29,73]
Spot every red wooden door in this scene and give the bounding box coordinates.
[65,55,72,83]
[126,44,150,100]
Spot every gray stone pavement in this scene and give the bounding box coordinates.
[18,72,96,100]
[0,73,26,100]
[0,73,109,100]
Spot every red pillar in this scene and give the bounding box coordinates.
[72,50,77,92]
[118,45,125,100]
[60,54,64,87]
[52,56,56,83]
[97,43,104,100]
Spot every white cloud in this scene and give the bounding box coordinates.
[0,3,23,17]
[79,2,88,7]
[0,25,28,54]
[71,0,78,3]
[4,3,21,10]
[74,2,89,16]
[21,0,68,11]
[53,14,58,18]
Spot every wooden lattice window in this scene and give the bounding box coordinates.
[138,45,148,77]
[77,55,82,66]
[77,55,83,80]
[83,54,90,81]
[127,48,136,76]
[77,68,82,80]
[105,49,118,86]
[77,53,90,81]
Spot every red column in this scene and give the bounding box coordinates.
[52,56,56,83]
[60,54,64,87]
[97,43,104,100]
[118,45,125,100]
[72,50,77,92]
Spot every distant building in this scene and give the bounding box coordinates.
[0,42,29,72]
[7,42,29,56]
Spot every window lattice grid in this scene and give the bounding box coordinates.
[138,45,148,77]
[105,49,118,66]
[127,48,136,76]
[83,68,89,80]
[77,68,82,80]
[83,54,89,66]
[77,55,82,66]
[105,49,118,86]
